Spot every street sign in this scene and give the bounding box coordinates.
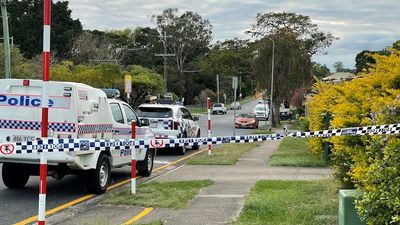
[125,75,132,94]
[232,77,238,90]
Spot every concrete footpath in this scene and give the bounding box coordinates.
[48,140,331,225]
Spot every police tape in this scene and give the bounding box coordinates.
[0,123,399,155]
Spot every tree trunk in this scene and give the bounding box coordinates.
[273,102,280,127]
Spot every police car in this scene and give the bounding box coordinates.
[137,103,201,155]
[0,79,155,194]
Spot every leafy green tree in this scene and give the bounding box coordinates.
[200,38,255,100]
[152,8,212,100]
[249,12,335,126]
[312,62,331,79]
[249,12,336,55]
[253,33,313,126]
[124,65,164,107]
[0,44,41,79]
[333,61,344,72]
[4,0,82,59]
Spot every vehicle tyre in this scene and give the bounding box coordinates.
[192,130,201,150]
[2,163,30,189]
[176,133,187,155]
[86,154,111,194]
[137,149,154,177]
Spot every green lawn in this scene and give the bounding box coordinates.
[188,142,260,165]
[234,179,338,225]
[104,180,213,209]
[187,106,207,114]
[269,138,326,167]
[251,129,275,135]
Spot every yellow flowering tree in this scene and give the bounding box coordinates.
[307,49,400,224]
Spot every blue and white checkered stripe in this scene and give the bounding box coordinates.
[13,134,282,154]
[3,123,400,155]
[0,119,75,132]
[288,123,400,138]
[149,119,172,130]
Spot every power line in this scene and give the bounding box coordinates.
[85,0,133,27]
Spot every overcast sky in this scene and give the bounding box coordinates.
[65,0,400,71]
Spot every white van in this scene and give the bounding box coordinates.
[0,79,155,194]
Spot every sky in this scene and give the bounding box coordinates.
[65,0,400,71]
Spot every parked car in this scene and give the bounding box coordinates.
[137,104,201,155]
[253,104,269,120]
[235,113,259,129]
[212,103,227,114]
[230,102,242,110]
[0,80,155,194]
[279,108,294,120]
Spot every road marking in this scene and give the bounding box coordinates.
[153,160,171,164]
[121,207,153,225]
[146,165,186,183]
[14,147,208,225]
[14,194,95,225]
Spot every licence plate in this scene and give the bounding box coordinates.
[150,121,159,128]
[12,135,36,142]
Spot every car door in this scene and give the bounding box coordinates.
[109,102,131,166]
[180,108,196,137]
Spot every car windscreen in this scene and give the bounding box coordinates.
[137,107,173,118]
[255,106,266,111]
[213,103,222,107]
[238,113,254,118]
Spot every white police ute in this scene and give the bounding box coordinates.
[0,79,155,194]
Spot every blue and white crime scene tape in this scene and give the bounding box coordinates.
[0,123,399,156]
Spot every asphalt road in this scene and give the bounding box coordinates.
[0,100,259,225]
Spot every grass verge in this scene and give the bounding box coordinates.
[234,179,338,225]
[104,180,213,209]
[251,129,275,135]
[187,106,207,114]
[187,142,260,165]
[269,138,326,167]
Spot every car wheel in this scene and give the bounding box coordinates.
[86,154,111,194]
[192,130,201,150]
[2,163,30,189]
[137,149,154,177]
[176,133,187,155]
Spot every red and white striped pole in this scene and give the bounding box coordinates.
[131,121,137,194]
[207,97,212,155]
[39,1,51,224]
[38,153,47,225]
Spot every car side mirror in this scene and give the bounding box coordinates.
[193,116,199,121]
[140,118,150,127]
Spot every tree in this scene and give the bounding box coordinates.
[333,61,344,72]
[253,33,313,126]
[355,50,377,74]
[124,65,164,107]
[0,44,41,79]
[249,12,336,55]
[4,0,82,59]
[249,12,335,126]
[152,8,213,100]
[312,62,331,79]
[200,38,255,100]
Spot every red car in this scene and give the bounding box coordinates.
[235,113,259,129]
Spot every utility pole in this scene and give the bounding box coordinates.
[216,74,220,103]
[1,0,11,78]
[155,31,174,92]
[239,76,242,101]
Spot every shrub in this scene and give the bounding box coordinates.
[306,49,400,224]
